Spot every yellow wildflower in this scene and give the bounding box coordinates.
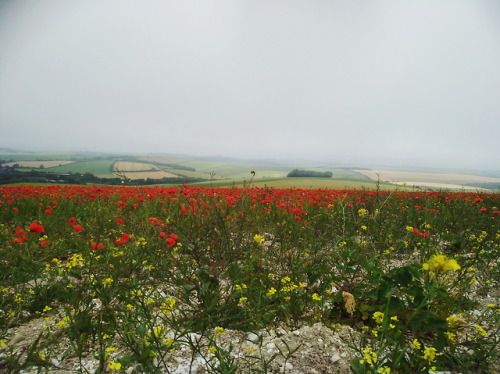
[474,325,487,336]
[207,346,217,354]
[266,287,277,297]
[253,234,265,245]
[445,332,456,342]
[373,311,384,325]
[160,298,176,314]
[359,347,377,365]
[108,361,122,370]
[213,326,225,338]
[411,339,421,350]
[422,254,460,272]
[423,347,438,364]
[358,209,369,217]
[238,297,248,306]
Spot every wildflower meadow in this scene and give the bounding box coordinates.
[0,184,498,373]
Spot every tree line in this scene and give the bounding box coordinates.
[0,168,206,185]
[287,169,333,178]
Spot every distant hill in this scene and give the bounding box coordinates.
[0,148,498,190]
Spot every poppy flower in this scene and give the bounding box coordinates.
[29,222,45,234]
[15,226,26,236]
[91,242,105,250]
[73,225,84,232]
[68,217,77,225]
[114,232,131,245]
[12,236,28,244]
[166,233,178,247]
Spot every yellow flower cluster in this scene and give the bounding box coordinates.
[108,361,121,370]
[213,326,225,338]
[66,253,85,269]
[422,254,460,272]
[160,298,176,314]
[266,287,277,297]
[373,311,384,325]
[358,208,369,217]
[423,347,438,364]
[359,347,377,364]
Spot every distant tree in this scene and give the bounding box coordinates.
[287,169,332,178]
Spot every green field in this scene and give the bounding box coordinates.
[47,160,115,177]
[2,151,498,191]
[192,177,403,190]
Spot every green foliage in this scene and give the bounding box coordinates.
[0,185,498,372]
[287,169,333,178]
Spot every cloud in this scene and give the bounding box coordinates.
[0,0,499,170]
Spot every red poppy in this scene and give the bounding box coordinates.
[73,225,84,232]
[68,217,77,225]
[166,233,178,247]
[114,232,131,245]
[29,222,45,234]
[12,236,28,244]
[91,242,105,250]
[115,217,125,225]
[39,240,50,247]
[15,226,26,236]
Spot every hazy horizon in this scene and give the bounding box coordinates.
[1,1,499,171]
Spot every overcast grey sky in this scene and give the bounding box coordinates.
[1,0,499,170]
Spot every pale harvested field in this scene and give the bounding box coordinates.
[114,161,160,172]
[121,171,180,180]
[393,181,487,191]
[353,169,500,183]
[1,161,75,168]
